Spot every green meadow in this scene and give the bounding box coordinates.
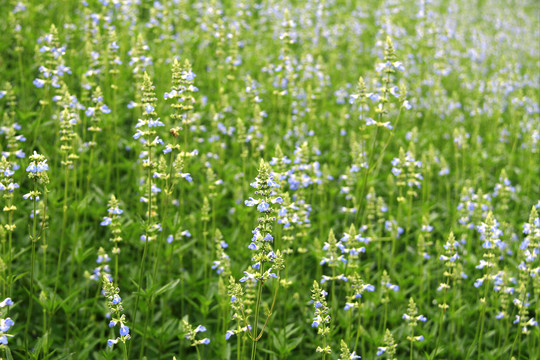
[0,0,538,359]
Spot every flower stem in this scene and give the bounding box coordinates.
[250,275,264,360]
[25,180,38,352]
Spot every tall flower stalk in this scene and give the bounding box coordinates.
[103,275,130,360]
[183,320,211,360]
[100,195,124,281]
[403,297,427,360]
[0,157,19,298]
[238,160,284,360]
[23,152,49,350]
[311,281,331,359]
[435,232,461,353]
[0,297,14,355]
[469,212,501,358]
[131,72,163,358]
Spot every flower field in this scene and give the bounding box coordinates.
[0,0,538,359]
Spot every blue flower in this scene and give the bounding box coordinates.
[145,104,155,114]
[368,92,380,102]
[245,197,258,207]
[393,61,405,71]
[149,118,165,127]
[181,230,192,237]
[182,70,196,81]
[133,130,144,139]
[385,283,399,291]
[107,339,118,347]
[112,294,121,304]
[33,78,45,88]
[37,161,48,172]
[239,271,256,283]
[26,160,48,173]
[0,298,13,307]
[195,325,207,333]
[180,172,193,181]
[225,330,235,340]
[120,325,130,336]
[85,107,95,117]
[101,104,111,114]
[109,207,123,215]
[474,278,484,288]
[257,201,269,212]
[0,318,14,332]
[272,196,283,204]
[109,320,116,327]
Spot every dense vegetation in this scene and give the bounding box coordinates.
[0,0,538,359]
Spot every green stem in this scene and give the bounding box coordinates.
[123,342,129,360]
[129,221,149,357]
[406,193,413,238]
[476,291,489,359]
[382,302,388,334]
[355,126,381,222]
[435,309,445,358]
[467,281,489,359]
[353,307,362,352]
[410,335,414,360]
[131,139,153,358]
[7,210,13,298]
[54,165,69,295]
[510,329,521,358]
[331,267,336,315]
[250,275,264,360]
[114,252,119,285]
[25,180,38,352]
[139,298,152,359]
[237,319,242,360]
[203,219,208,282]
